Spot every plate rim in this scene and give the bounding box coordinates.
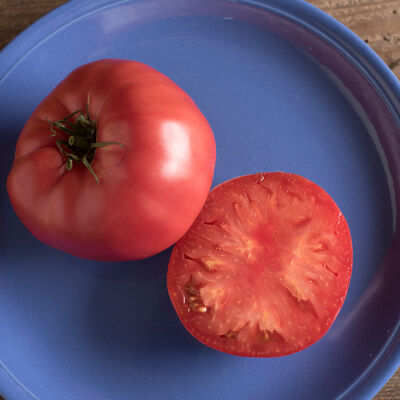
[0,0,400,399]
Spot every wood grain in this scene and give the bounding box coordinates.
[0,1,399,399]
[0,0,68,50]
[310,0,400,78]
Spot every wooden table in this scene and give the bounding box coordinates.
[0,1,399,399]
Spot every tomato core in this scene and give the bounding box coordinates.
[48,105,124,183]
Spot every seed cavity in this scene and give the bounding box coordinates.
[324,263,338,277]
[260,330,271,342]
[292,216,311,228]
[297,298,319,318]
[220,329,239,339]
[184,277,209,313]
[184,276,201,297]
[258,327,286,344]
[183,253,218,272]
[285,288,318,318]
[203,220,222,227]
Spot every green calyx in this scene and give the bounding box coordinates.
[47,101,124,183]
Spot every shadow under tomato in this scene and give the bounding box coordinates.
[0,133,42,258]
[0,133,16,178]
[79,249,203,363]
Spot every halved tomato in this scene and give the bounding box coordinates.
[167,172,353,357]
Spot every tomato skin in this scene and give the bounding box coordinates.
[7,59,216,261]
[167,173,353,357]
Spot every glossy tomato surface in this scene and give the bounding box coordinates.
[168,172,353,357]
[6,59,216,261]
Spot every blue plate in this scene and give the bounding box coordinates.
[1,1,400,399]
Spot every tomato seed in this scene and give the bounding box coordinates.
[220,329,238,339]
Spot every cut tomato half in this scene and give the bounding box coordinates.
[167,172,353,357]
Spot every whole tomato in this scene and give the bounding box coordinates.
[7,59,216,261]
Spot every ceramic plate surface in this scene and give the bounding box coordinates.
[1,1,400,399]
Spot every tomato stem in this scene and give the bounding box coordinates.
[47,98,125,184]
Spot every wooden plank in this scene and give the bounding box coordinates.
[0,0,68,50]
[310,0,400,77]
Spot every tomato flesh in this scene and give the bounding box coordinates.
[167,173,353,357]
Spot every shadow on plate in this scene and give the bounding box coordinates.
[78,248,205,363]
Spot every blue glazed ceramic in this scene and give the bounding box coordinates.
[0,1,400,399]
